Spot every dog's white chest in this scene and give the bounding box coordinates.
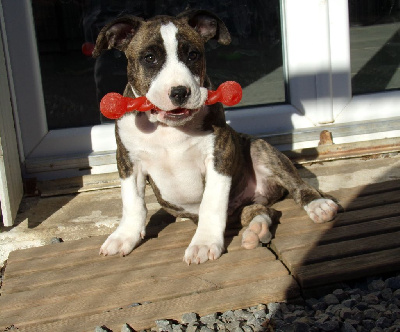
[118,114,214,213]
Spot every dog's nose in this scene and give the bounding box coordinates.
[169,86,191,106]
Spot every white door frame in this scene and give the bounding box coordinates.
[0,11,23,226]
[1,0,399,181]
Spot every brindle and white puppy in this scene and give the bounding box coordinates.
[93,10,339,264]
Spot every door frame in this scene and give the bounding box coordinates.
[1,0,399,181]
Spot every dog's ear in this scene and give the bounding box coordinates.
[92,16,143,57]
[178,10,231,45]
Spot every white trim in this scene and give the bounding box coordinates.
[1,0,47,159]
[0,19,23,226]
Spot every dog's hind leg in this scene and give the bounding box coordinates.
[240,204,278,249]
[250,138,338,223]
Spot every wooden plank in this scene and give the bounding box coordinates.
[294,247,400,288]
[4,243,275,294]
[14,276,299,332]
[273,180,400,214]
[271,216,400,254]
[276,201,400,232]
[282,230,400,271]
[0,257,287,328]
[0,276,213,328]
[1,247,274,304]
[279,190,400,222]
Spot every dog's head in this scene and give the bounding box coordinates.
[93,10,231,126]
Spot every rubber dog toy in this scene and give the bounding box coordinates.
[100,81,242,119]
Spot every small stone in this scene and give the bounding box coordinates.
[339,307,353,320]
[370,304,386,312]
[368,279,385,291]
[381,288,393,301]
[342,299,356,308]
[242,326,253,332]
[246,315,259,327]
[231,328,244,332]
[362,319,376,331]
[222,310,235,323]
[127,303,141,308]
[386,276,400,290]
[293,322,310,332]
[350,293,362,302]
[305,298,318,308]
[94,327,108,332]
[362,294,380,305]
[156,319,171,329]
[325,304,341,316]
[172,324,184,332]
[376,317,392,328]
[121,324,134,332]
[323,294,339,305]
[199,327,214,332]
[363,308,379,320]
[283,313,297,323]
[253,310,266,320]
[319,320,340,331]
[225,321,241,330]
[186,324,198,332]
[333,289,347,301]
[51,237,63,244]
[315,313,330,323]
[256,304,267,311]
[182,312,198,324]
[341,322,357,332]
[312,301,328,311]
[295,316,314,325]
[370,328,384,332]
[355,302,368,311]
[267,302,281,316]
[200,313,217,325]
[343,319,359,326]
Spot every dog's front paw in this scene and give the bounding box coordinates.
[304,198,338,223]
[184,242,224,265]
[100,230,144,257]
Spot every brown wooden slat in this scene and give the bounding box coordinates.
[276,201,400,232]
[3,247,185,294]
[294,247,400,288]
[279,191,400,222]
[7,210,174,264]
[273,181,400,218]
[5,229,250,281]
[0,257,287,329]
[1,247,274,305]
[271,216,400,254]
[4,239,275,294]
[282,230,400,271]
[14,276,299,332]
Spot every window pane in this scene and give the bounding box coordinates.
[349,0,400,95]
[32,0,285,130]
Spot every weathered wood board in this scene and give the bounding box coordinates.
[1,180,400,331]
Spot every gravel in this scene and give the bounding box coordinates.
[95,272,400,331]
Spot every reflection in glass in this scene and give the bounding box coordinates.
[349,0,400,95]
[32,1,284,130]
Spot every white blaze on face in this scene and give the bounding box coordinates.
[146,22,207,111]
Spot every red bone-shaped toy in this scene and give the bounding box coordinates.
[100,81,242,119]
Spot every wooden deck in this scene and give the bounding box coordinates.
[1,180,400,331]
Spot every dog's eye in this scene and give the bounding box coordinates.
[188,51,199,62]
[144,53,157,64]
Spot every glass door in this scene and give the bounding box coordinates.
[1,0,399,180]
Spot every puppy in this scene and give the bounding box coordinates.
[93,10,338,264]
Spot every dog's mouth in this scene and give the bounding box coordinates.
[151,108,194,119]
